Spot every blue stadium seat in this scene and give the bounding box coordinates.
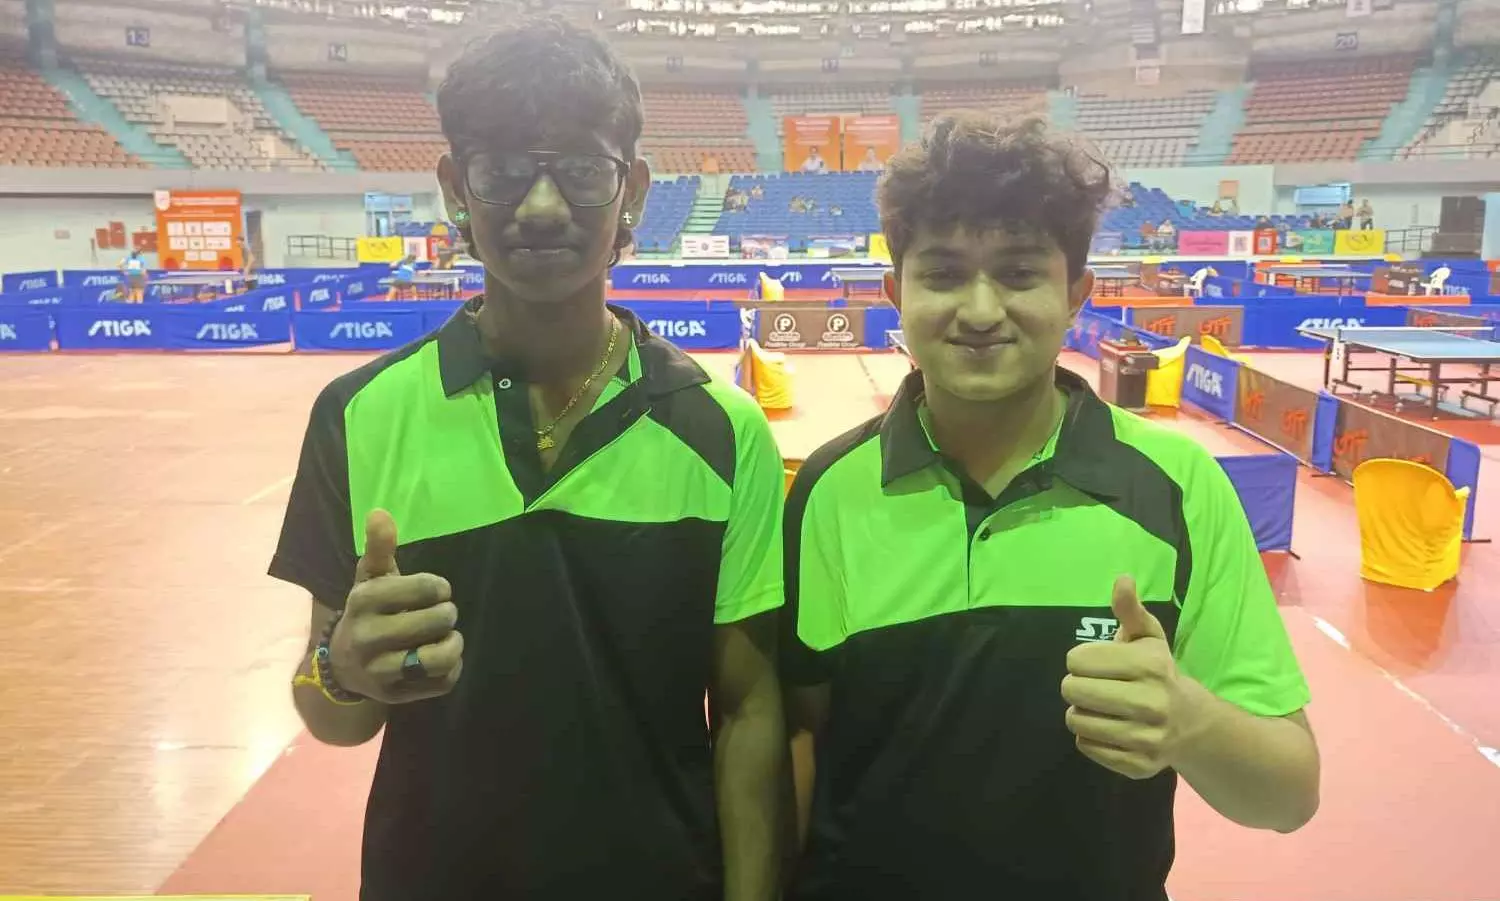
[713,172,880,243]
[635,176,700,253]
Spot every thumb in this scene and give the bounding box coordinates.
[355,509,400,583]
[1111,575,1165,642]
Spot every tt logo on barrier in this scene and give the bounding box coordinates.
[1281,409,1310,441]
[1142,316,1176,336]
[1411,313,1439,328]
[1198,316,1234,338]
[331,321,394,340]
[1333,429,1369,467]
[1242,390,1264,420]
[1184,363,1223,398]
[196,323,259,341]
[88,319,151,337]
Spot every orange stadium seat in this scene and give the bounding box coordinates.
[1227,55,1417,164]
[0,50,140,169]
[280,73,444,172]
[920,81,1048,123]
[642,89,756,174]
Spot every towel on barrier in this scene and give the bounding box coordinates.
[735,338,793,411]
[1353,459,1468,591]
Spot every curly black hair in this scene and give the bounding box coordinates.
[877,113,1115,283]
[435,15,645,252]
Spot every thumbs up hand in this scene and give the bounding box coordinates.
[1061,576,1184,780]
[328,509,465,705]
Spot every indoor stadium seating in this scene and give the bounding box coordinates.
[1403,49,1500,157]
[633,176,700,253]
[1228,55,1417,163]
[280,73,445,172]
[1075,90,1217,168]
[0,51,138,168]
[713,171,879,248]
[79,59,319,171]
[766,83,895,117]
[641,90,755,174]
[919,81,1048,122]
[1101,184,1311,249]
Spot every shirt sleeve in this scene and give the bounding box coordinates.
[267,384,358,609]
[1173,453,1310,717]
[713,400,785,625]
[780,466,845,687]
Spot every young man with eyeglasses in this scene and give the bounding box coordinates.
[271,17,787,900]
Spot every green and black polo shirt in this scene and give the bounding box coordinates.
[783,367,1309,901]
[269,301,784,901]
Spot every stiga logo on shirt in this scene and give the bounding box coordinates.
[331,321,394,340]
[88,319,151,337]
[647,319,707,338]
[1075,617,1119,642]
[1184,363,1224,397]
[196,322,259,341]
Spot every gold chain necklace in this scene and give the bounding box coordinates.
[534,316,620,451]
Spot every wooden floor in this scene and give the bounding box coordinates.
[1,348,1498,899]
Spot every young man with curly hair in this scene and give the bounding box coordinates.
[272,17,786,900]
[780,113,1320,900]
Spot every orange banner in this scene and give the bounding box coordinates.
[154,189,244,271]
[783,116,840,174]
[841,115,900,172]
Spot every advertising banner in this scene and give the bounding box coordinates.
[1253,228,1279,255]
[1375,263,1425,295]
[1287,230,1336,254]
[54,308,163,350]
[292,310,427,351]
[1333,228,1385,255]
[1132,305,1244,346]
[783,116,841,174]
[1,270,59,293]
[158,308,292,349]
[1176,231,1230,255]
[741,236,789,259]
[154,189,244,271]
[758,306,864,350]
[1233,366,1319,462]
[1181,345,1239,421]
[628,306,742,350]
[356,236,405,263]
[1227,231,1254,256]
[1328,399,1451,480]
[840,115,900,171]
[0,308,54,351]
[1405,307,1486,329]
[680,235,731,259]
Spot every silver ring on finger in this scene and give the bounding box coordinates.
[399,647,427,684]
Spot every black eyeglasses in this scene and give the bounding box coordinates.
[463,150,630,208]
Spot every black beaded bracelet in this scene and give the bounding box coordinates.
[311,610,365,704]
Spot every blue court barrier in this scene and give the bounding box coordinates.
[610,261,885,292]
[1066,309,1172,358]
[54,306,163,350]
[1180,346,1238,421]
[0,307,54,351]
[865,305,900,348]
[2,270,59,293]
[1217,453,1297,553]
[1446,438,1482,541]
[60,269,125,289]
[292,309,428,351]
[157,307,293,349]
[614,301,742,349]
[1240,299,1409,349]
[0,285,86,308]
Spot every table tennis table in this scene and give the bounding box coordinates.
[1264,265,1371,295]
[831,267,888,301]
[155,270,245,301]
[1092,265,1138,298]
[381,270,464,300]
[1298,324,1500,418]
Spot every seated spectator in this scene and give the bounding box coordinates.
[724,188,747,212]
[1156,219,1176,250]
[1338,201,1354,229]
[1357,199,1375,230]
[750,184,764,200]
[1121,187,1135,207]
[1139,221,1156,248]
[790,196,808,213]
[830,205,843,217]
[1209,201,1224,216]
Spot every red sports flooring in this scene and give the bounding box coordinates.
[2,348,1499,900]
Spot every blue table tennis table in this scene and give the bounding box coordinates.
[1264,265,1372,295]
[1298,324,1500,417]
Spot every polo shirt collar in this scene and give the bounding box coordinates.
[878,366,1125,500]
[437,297,709,398]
